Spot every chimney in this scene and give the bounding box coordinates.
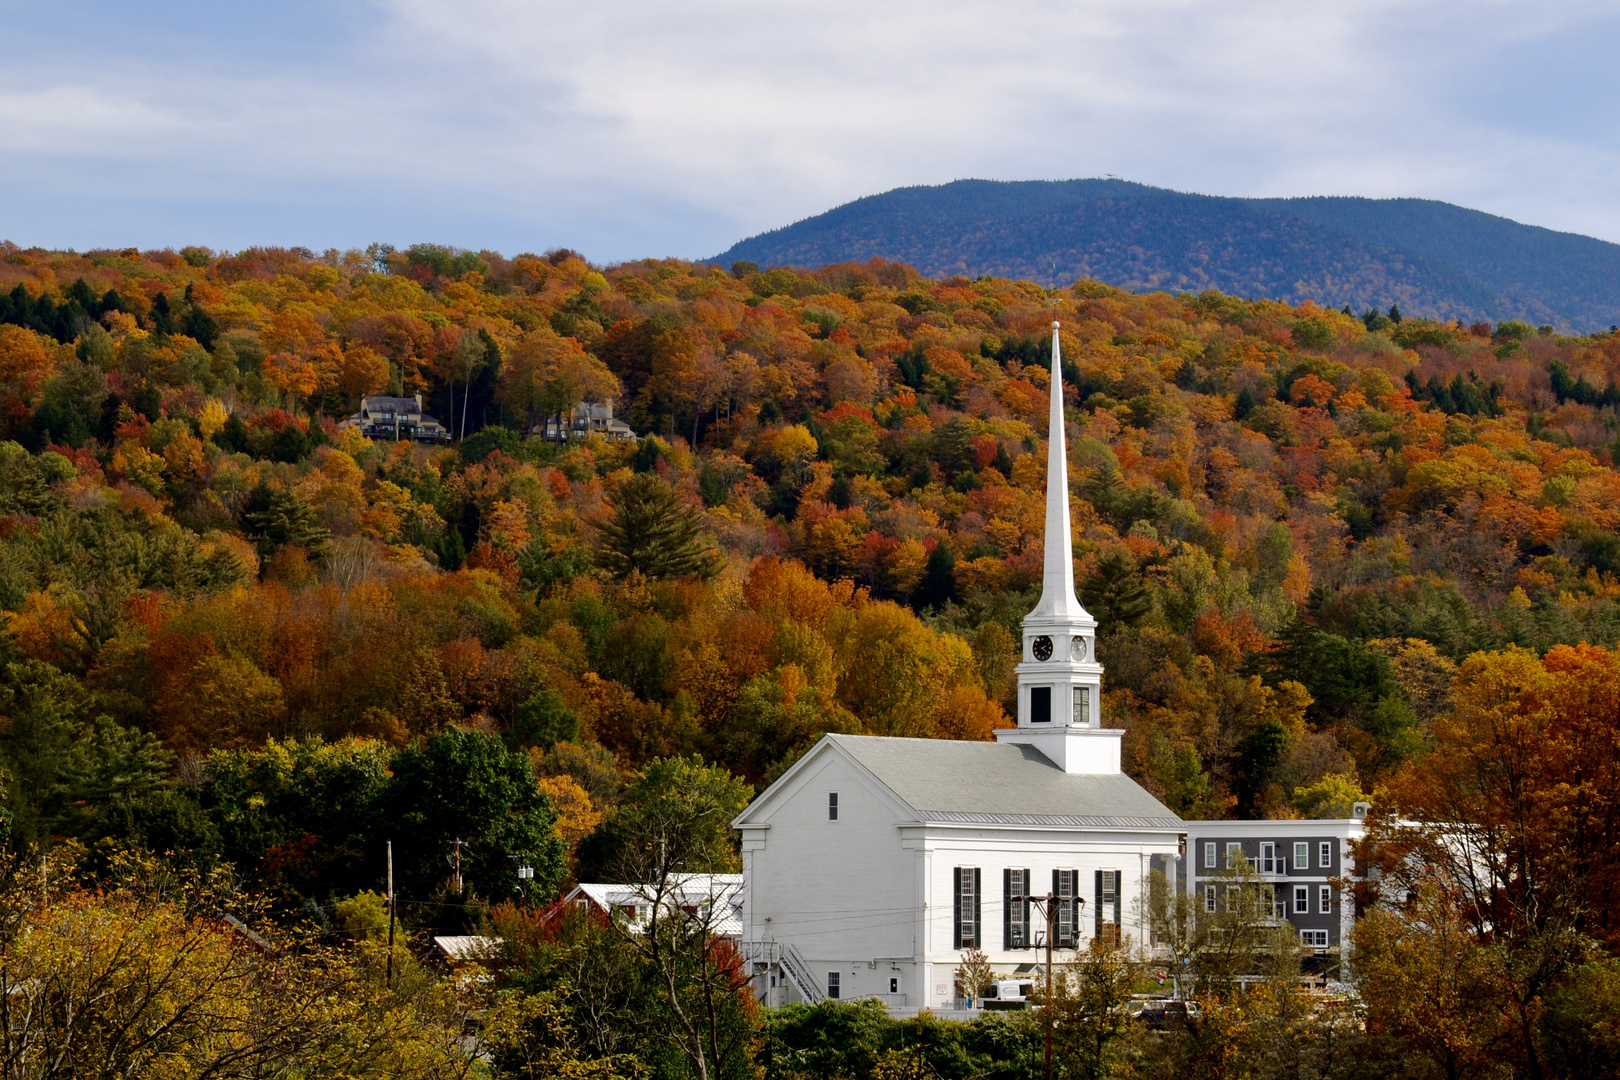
[415,393,423,413]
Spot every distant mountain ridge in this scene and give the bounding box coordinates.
[712,180,1620,332]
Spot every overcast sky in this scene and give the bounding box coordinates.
[2,0,1618,262]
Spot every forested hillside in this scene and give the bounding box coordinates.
[5,239,1620,1074]
[714,179,1620,331]
[4,239,1620,835]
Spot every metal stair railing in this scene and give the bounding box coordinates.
[777,941,825,1004]
[742,940,825,1004]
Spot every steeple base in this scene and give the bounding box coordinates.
[995,726,1123,774]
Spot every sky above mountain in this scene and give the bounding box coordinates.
[2,0,1618,262]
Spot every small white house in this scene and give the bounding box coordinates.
[564,875,744,939]
[733,323,1182,1011]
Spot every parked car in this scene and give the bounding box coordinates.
[1132,999,1201,1030]
[979,980,1035,1010]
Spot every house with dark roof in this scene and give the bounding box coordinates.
[532,399,637,443]
[339,394,452,443]
[732,324,1182,1012]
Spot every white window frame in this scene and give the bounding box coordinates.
[1226,842,1244,869]
[1319,885,1332,913]
[1203,841,1216,869]
[1320,841,1332,868]
[1056,869,1076,947]
[1008,868,1028,947]
[1300,929,1328,948]
[1293,885,1309,913]
[956,868,980,949]
[1260,842,1275,873]
[1204,884,1217,912]
[828,792,838,821]
[1293,842,1309,868]
[827,972,841,999]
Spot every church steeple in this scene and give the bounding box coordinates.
[1031,321,1087,621]
[994,321,1121,774]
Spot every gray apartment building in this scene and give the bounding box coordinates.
[1176,810,1368,965]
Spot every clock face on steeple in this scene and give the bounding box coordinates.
[1071,637,1088,661]
[1032,636,1053,661]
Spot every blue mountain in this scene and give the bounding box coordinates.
[712,180,1620,332]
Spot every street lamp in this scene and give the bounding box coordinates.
[514,859,535,902]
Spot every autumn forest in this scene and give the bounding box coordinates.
[2,238,1619,1078]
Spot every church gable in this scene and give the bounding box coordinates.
[732,736,918,830]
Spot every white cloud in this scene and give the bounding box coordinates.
[0,0,1616,256]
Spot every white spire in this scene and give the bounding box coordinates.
[1030,321,1089,621]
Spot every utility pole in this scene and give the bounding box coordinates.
[450,838,464,893]
[1043,892,1055,1080]
[1020,888,1084,1080]
[386,840,396,989]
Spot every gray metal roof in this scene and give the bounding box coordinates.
[362,396,424,413]
[826,734,1182,830]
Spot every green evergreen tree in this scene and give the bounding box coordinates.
[240,482,331,560]
[1079,551,1151,635]
[595,473,718,581]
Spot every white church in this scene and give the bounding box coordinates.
[733,322,1184,1010]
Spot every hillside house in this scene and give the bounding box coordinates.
[339,395,452,443]
[733,323,1183,1011]
[533,400,637,443]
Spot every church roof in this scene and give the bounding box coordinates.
[824,734,1182,830]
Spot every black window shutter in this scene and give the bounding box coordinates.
[1051,869,1059,945]
[1112,871,1121,928]
[972,868,982,948]
[1023,868,1032,948]
[954,868,963,950]
[1053,869,1072,948]
[1003,869,1012,949]
[1095,869,1104,939]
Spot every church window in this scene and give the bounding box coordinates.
[1095,870,1121,945]
[1053,869,1078,947]
[1072,686,1090,727]
[953,868,980,949]
[827,972,840,999]
[1203,842,1215,869]
[1030,686,1051,723]
[828,792,838,821]
[1004,869,1031,948]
